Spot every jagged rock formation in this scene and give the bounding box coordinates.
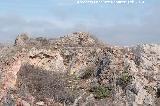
[0,32,160,106]
[14,33,29,46]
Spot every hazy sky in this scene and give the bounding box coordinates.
[0,0,159,45]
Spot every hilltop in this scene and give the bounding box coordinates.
[0,32,160,106]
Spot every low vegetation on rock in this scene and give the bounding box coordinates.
[117,72,133,89]
[90,85,112,99]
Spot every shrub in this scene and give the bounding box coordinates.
[16,64,75,104]
[90,85,112,99]
[79,67,94,79]
[117,72,132,89]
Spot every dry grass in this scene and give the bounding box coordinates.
[16,64,76,105]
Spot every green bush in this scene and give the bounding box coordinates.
[117,72,132,89]
[90,85,111,99]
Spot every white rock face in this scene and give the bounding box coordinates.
[127,44,160,106]
[28,47,66,72]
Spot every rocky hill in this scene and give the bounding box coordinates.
[0,32,160,106]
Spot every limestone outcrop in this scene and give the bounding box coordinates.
[0,32,160,106]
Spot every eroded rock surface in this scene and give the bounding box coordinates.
[0,32,160,106]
